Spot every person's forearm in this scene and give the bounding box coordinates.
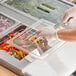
[57,27,76,42]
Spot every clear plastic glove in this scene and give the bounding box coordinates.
[63,6,76,24]
[37,26,56,40]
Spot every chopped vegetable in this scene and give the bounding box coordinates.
[0,25,28,60]
[42,3,56,10]
[37,6,50,13]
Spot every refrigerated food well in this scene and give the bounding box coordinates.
[0,0,76,76]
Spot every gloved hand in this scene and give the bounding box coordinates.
[37,26,57,40]
[63,6,76,24]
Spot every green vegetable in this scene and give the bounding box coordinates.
[72,0,76,4]
[14,52,17,58]
[26,41,32,44]
[37,6,50,13]
[11,49,15,53]
[42,3,55,10]
[13,39,20,45]
[18,55,22,58]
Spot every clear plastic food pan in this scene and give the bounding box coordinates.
[7,19,65,59]
[0,24,31,61]
[0,0,71,25]
[0,11,20,38]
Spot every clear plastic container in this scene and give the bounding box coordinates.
[7,19,65,59]
[0,1,38,26]
[2,0,71,25]
[0,24,29,61]
[0,12,20,38]
[7,26,44,56]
